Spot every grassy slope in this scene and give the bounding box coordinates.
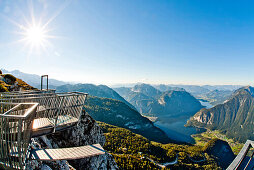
[0,73,36,92]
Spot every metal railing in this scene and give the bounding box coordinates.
[0,90,88,169]
[0,102,38,169]
[227,140,254,170]
[0,89,56,95]
[0,91,88,135]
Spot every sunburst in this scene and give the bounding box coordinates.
[2,0,71,56]
[17,22,52,53]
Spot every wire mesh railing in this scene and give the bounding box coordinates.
[0,102,38,169]
[0,89,56,96]
[0,90,88,169]
[0,91,88,135]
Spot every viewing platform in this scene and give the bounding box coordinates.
[0,88,105,169]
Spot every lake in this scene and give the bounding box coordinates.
[154,101,213,143]
[199,100,213,109]
[154,117,205,143]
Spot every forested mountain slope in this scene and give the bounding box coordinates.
[98,121,226,169]
[187,86,254,142]
[84,96,172,143]
[57,83,136,110]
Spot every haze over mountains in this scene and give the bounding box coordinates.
[1,69,70,89]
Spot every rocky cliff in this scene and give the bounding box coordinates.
[27,110,118,170]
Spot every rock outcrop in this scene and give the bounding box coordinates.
[0,73,35,92]
[28,110,118,170]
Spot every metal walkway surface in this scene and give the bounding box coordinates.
[31,144,105,161]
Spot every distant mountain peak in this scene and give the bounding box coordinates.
[187,86,254,142]
[233,85,254,97]
[132,83,161,97]
[243,85,254,95]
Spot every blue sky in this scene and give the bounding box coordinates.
[0,0,254,85]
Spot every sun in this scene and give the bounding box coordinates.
[18,23,51,55]
[2,0,70,56]
[25,25,46,45]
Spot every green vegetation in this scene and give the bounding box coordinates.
[98,121,221,169]
[0,74,35,91]
[3,74,17,83]
[192,130,243,155]
[0,83,9,92]
[202,138,219,152]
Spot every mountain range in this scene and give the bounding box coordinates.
[187,86,254,142]
[114,83,203,117]
[55,83,173,143]
[56,83,137,111]
[3,69,241,106]
[153,84,242,106]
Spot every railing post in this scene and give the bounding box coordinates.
[53,96,63,132]
[18,119,23,169]
[41,75,49,91]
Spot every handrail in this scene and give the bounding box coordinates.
[227,140,254,170]
[0,89,55,94]
[0,102,38,169]
[0,103,38,119]
[0,92,88,100]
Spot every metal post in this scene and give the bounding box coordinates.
[41,75,49,91]
[41,76,43,90]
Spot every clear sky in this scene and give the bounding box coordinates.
[0,0,254,85]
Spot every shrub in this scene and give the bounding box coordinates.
[202,138,219,152]
[3,74,17,83]
[0,84,8,92]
